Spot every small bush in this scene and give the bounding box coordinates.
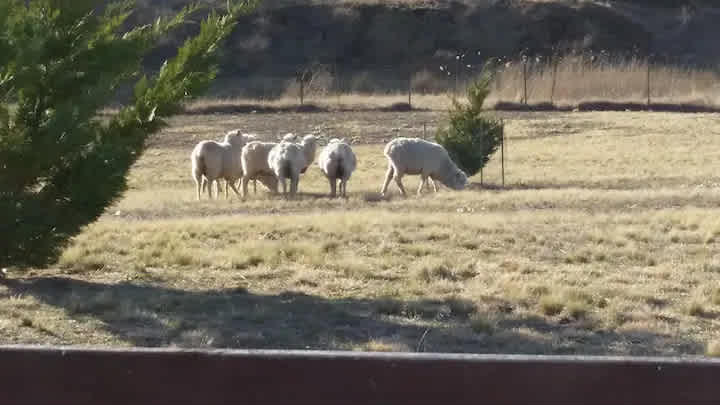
[712,288,720,306]
[566,301,590,320]
[436,64,504,177]
[707,341,720,357]
[470,314,495,335]
[687,301,707,317]
[540,295,565,316]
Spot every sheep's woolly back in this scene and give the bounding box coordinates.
[241,141,278,178]
[268,142,304,177]
[318,140,356,180]
[383,137,468,190]
[242,133,259,142]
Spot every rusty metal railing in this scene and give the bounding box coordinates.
[1,345,719,405]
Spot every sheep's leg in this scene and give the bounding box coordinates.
[394,174,407,197]
[424,176,434,192]
[290,173,299,196]
[241,176,252,199]
[195,178,202,201]
[224,179,229,200]
[328,177,337,197]
[253,179,257,194]
[207,179,214,199]
[280,177,287,195]
[430,177,438,193]
[380,166,394,196]
[417,175,428,196]
[341,178,347,198]
[227,179,243,200]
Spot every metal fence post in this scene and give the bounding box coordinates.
[646,55,651,107]
[522,56,528,105]
[501,120,505,187]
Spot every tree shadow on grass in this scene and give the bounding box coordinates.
[0,276,703,355]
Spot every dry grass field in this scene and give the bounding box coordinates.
[2,109,720,356]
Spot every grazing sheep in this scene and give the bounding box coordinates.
[380,137,468,197]
[317,138,356,198]
[268,140,305,196]
[191,131,250,200]
[240,141,281,198]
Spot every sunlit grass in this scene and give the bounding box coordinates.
[2,110,720,355]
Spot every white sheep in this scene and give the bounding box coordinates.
[268,140,305,196]
[317,138,356,198]
[278,133,317,173]
[197,130,270,199]
[380,137,468,197]
[240,141,281,198]
[190,131,250,200]
[299,134,318,173]
[211,131,260,197]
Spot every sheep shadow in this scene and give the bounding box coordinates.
[0,276,703,355]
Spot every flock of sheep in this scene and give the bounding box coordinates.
[190,129,469,200]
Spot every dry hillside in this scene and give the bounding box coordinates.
[119,0,720,99]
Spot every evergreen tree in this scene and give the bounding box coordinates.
[0,0,260,268]
[435,64,504,177]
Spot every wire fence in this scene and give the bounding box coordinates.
[209,52,720,109]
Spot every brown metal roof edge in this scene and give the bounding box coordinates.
[1,344,718,364]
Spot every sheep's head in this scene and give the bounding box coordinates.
[242,133,259,142]
[282,133,298,143]
[447,169,469,190]
[297,135,317,173]
[301,134,317,147]
[224,131,248,148]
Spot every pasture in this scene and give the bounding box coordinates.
[2,109,720,356]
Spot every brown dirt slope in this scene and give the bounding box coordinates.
[123,0,720,98]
